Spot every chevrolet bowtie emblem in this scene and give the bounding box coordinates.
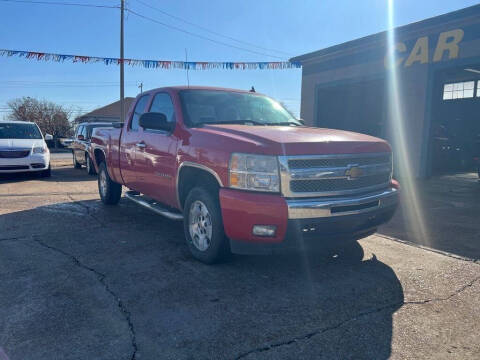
[345,165,363,180]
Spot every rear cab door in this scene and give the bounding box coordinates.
[74,125,87,164]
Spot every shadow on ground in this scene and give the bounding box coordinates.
[0,166,93,184]
[0,197,404,360]
[379,172,480,259]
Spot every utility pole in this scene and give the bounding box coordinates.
[138,82,143,94]
[120,0,125,123]
[185,48,190,87]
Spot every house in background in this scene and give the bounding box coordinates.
[74,97,135,124]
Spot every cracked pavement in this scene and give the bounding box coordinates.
[0,159,479,359]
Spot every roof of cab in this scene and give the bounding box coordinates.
[142,85,263,96]
[77,122,118,127]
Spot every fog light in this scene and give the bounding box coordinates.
[252,225,277,237]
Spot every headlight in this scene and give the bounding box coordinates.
[32,146,47,154]
[229,153,279,192]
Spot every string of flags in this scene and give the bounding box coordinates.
[0,49,301,70]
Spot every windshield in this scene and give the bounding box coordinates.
[0,122,42,139]
[179,90,300,127]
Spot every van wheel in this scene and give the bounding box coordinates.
[183,186,230,264]
[98,162,122,205]
[73,152,81,169]
[40,165,51,178]
[86,154,96,175]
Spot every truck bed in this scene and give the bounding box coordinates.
[91,127,123,184]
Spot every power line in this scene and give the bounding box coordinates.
[0,80,139,88]
[0,84,138,88]
[0,80,136,84]
[0,0,119,8]
[126,8,286,60]
[134,0,293,57]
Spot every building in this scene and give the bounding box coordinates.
[74,97,135,124]
[291,4,480,177]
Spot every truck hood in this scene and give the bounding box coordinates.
[0,138,45,149]
[198,125,390,155]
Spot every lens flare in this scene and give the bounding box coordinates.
[386,0,430,245]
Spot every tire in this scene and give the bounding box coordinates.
[73,152,82,169]
[183,186,230,264]
[86,153,96,175]
[40,164,51,178]
[98,162,122,205]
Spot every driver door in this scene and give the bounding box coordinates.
[119,94,151,191]
[135,92,179,207]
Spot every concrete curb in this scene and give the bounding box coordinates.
[376,233,479,264]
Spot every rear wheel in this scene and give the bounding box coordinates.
[86,153,96,175]
[73,152,81,169]
[98,162,122,205]
[183,186,230,264]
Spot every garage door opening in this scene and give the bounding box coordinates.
[429,65,480,176]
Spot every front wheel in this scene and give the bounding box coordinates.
[40,164,51,178]
[86,153,96,175]
[183,187,230,264]
[98,162,122,205]
[73,152,81,169]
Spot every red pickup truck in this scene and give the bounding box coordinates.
[91,86,399,263]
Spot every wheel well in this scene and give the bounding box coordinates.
[94,149,106,167]
[178,166,221,209]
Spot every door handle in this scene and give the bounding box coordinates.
[136,142,146,149]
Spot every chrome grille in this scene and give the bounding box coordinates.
[279,153,392,198]
[0,149,30,158]
[290,174,391,193]
[288,153,391,169]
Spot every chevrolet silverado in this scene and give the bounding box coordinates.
[91,86,399,263]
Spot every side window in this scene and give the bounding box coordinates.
[150,93,175,123]
[130,95,150,131]
[76,126,83,138]
[81,126,87,138]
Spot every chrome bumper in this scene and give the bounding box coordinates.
[287,187,398,219]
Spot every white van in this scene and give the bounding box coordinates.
[0,121,52,177]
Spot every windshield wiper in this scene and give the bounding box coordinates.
[264,121,302,126]
[199,120,264,126]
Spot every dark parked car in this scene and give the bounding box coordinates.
[71,122,117,175]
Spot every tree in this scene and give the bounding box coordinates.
[6,97,73,139]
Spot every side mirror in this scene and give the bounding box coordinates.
[45,134,53,141]
[139,112,173,132]
[77,134,85,141]
[298,118,305,125]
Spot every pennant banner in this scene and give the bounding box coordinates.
[0,49,301,70]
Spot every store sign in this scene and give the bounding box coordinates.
[384,29,464,68]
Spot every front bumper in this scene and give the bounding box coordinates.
[287,187,398,219]
[0,153,50,173]
[220,186,399,254]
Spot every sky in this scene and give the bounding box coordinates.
[0,0,478,120]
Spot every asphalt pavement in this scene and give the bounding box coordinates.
[380,172,480,260]
[50,151,73,160]
[0,160,479,359]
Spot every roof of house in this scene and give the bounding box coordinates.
[77,97,136,120]
[290,4,480,64]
